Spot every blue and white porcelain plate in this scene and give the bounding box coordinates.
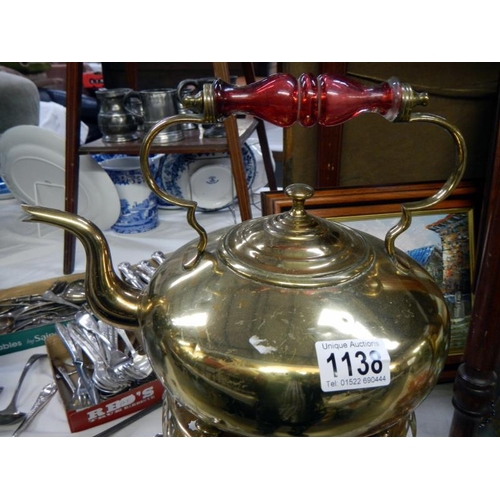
[155,143,257,211]
[0,175,13,199]
[91,153,163,175]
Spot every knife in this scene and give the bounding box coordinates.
[12,382,58,437]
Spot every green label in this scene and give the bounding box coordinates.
[0,324,57,356]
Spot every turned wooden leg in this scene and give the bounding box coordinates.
[449,108,500,436]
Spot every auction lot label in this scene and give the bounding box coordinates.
[315,339,391,392]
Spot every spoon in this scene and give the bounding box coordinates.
[61,279,86,304]
[115,327,152,377]
[0,280,67,308]
[40,290,81,309]
[0,300,59,324]
[0,311,45,335]
[12,382,58,437]
[0,303,76,335]
[0,353,47,425]
[0,316,15,335]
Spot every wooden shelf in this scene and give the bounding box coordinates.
[79,118,258,156]
[63,62,276,275]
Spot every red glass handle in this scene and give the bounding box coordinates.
[212,73,420,127]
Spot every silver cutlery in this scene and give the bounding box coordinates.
[137,260,157,279]
[55,323,101,406]
[94,319,152,378]
[12,382,58,436]
[4,306,77,334]
[0,280,67,308]
[66,322,130,395]
[115,327,152,377]
[0,303,60,334]
[0,300,81,335]
[118,261,147,290]
[117,252,167,291]
[150,251,166,266]
[56,310,154,405]
[53,361,91,410]
[0,354,47,425]
[1,253,166,334]
[40,290,81,310]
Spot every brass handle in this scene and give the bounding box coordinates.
[384,112,467,270]
[139,114,208,269]
[139,96,466,274]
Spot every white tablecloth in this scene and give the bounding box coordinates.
[0,196,256,290]
[0,116,284,438]
[0,192,263,437]
[0,182,455,438]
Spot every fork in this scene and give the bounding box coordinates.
[53,361,92,410]
[55,323,100,405]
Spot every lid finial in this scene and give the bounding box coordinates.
[285,183,315,217]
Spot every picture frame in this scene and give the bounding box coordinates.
[261,180,481,377]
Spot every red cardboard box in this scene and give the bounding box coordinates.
[46,334,163,433]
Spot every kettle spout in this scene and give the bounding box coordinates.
[21,205,141,331]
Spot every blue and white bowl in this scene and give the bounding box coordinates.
[0,175,13,199]
[154,143,257,210]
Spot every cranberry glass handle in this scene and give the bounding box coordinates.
[186,73,428,127]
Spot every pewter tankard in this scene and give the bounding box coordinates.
[96,88,139,142]
[123,88,184,143]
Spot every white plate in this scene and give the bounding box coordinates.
[190,164,235,210]
[156,144,256,211]
[245,137,276,191]
[0,125,120,230]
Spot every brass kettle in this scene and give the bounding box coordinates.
[22,73,466,436]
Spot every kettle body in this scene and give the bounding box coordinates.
[140,218,449,437]
[22,73,466,437]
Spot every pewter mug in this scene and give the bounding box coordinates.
[123,88,184,143]
[95,88,139,143]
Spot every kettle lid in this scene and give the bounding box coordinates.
[219,184,375,287]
